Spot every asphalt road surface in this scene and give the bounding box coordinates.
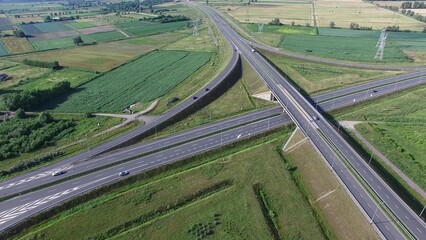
[1,4,426,238]
[200,4,425,239]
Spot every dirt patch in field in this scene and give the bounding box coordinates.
[404,50,426,63]
[77,25,116,34]
[30,30,78,41]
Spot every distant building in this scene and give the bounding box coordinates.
[0,74,8,82]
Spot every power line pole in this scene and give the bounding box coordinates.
[257,23,264,33]
[192,19,199,36]
[374,29,388,60]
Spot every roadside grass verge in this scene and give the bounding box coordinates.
[151,57,274,138]
[284,129,379,239]
[14,129,326,240]
[338,85,426,192]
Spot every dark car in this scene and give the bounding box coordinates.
[193,96,198,100]
[119,171,130,176]
[205,88,210,91]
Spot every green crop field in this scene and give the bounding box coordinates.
[66,20,96,29]
[15,133,325,240]
[88,31,125,42]
[20,22,71,35]
[31,35,94,51]
[116,20,155,28]
[52,50,211,112]
[318,28,379,38]
[339,86,426,190]
[0,43,8,56]
[124,21,188,37]
[246,23,316,35]
[280,34,409,62]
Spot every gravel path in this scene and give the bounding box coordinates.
[340,121,426,200]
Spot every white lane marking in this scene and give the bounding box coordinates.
[0,165,73,191]
[0,176,111,225]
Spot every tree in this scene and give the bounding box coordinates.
[13,30,25,38]
[423,26,426,33]
[44,16,52,22]
[39,111,53,123]
[269,18,282,26]
[291,21,295,26]
[14,108,26,119]
[73,36,84,46]
[329,21,335,28]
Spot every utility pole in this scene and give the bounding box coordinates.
[257,23,264,33]
[374,29,388,60]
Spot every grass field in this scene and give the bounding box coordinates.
[0,64,51,90]
[1,37,34,54]
[87,30,125,42]
[12,31,187,72]
[315,0,426,31]
[31,35,94,51]
[280,34,409,62]
[163,28,216,52]
[225,2,312,26]
[0,43,8,56]
[51,50,212,113]
[156,58,274,137]
[339,85,426,190]
[124,21,188,37]
[16,133,326,240]
[285,130,379,239]
[261,50,402,93]
[11,68,98,91]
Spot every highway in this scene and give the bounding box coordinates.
[0,67,424,235]
[200,4,425,239]
[0,69,424,201]
[0,4,426,238]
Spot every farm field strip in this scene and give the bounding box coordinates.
[30,35,95,51]
[20,22,71,35]
[124,21,188,37]
[0,43,8,56]
[52,50,211,112]
[1,37,34,54]
[88,31,126,42]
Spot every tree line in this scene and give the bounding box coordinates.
[0,112,74,160]
[1,81,71,111]
[22,59,61,70]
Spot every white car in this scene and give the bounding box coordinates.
[52,170,65,176]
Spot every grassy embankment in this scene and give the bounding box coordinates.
[337,85,426,194]
[15,130,327,240]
